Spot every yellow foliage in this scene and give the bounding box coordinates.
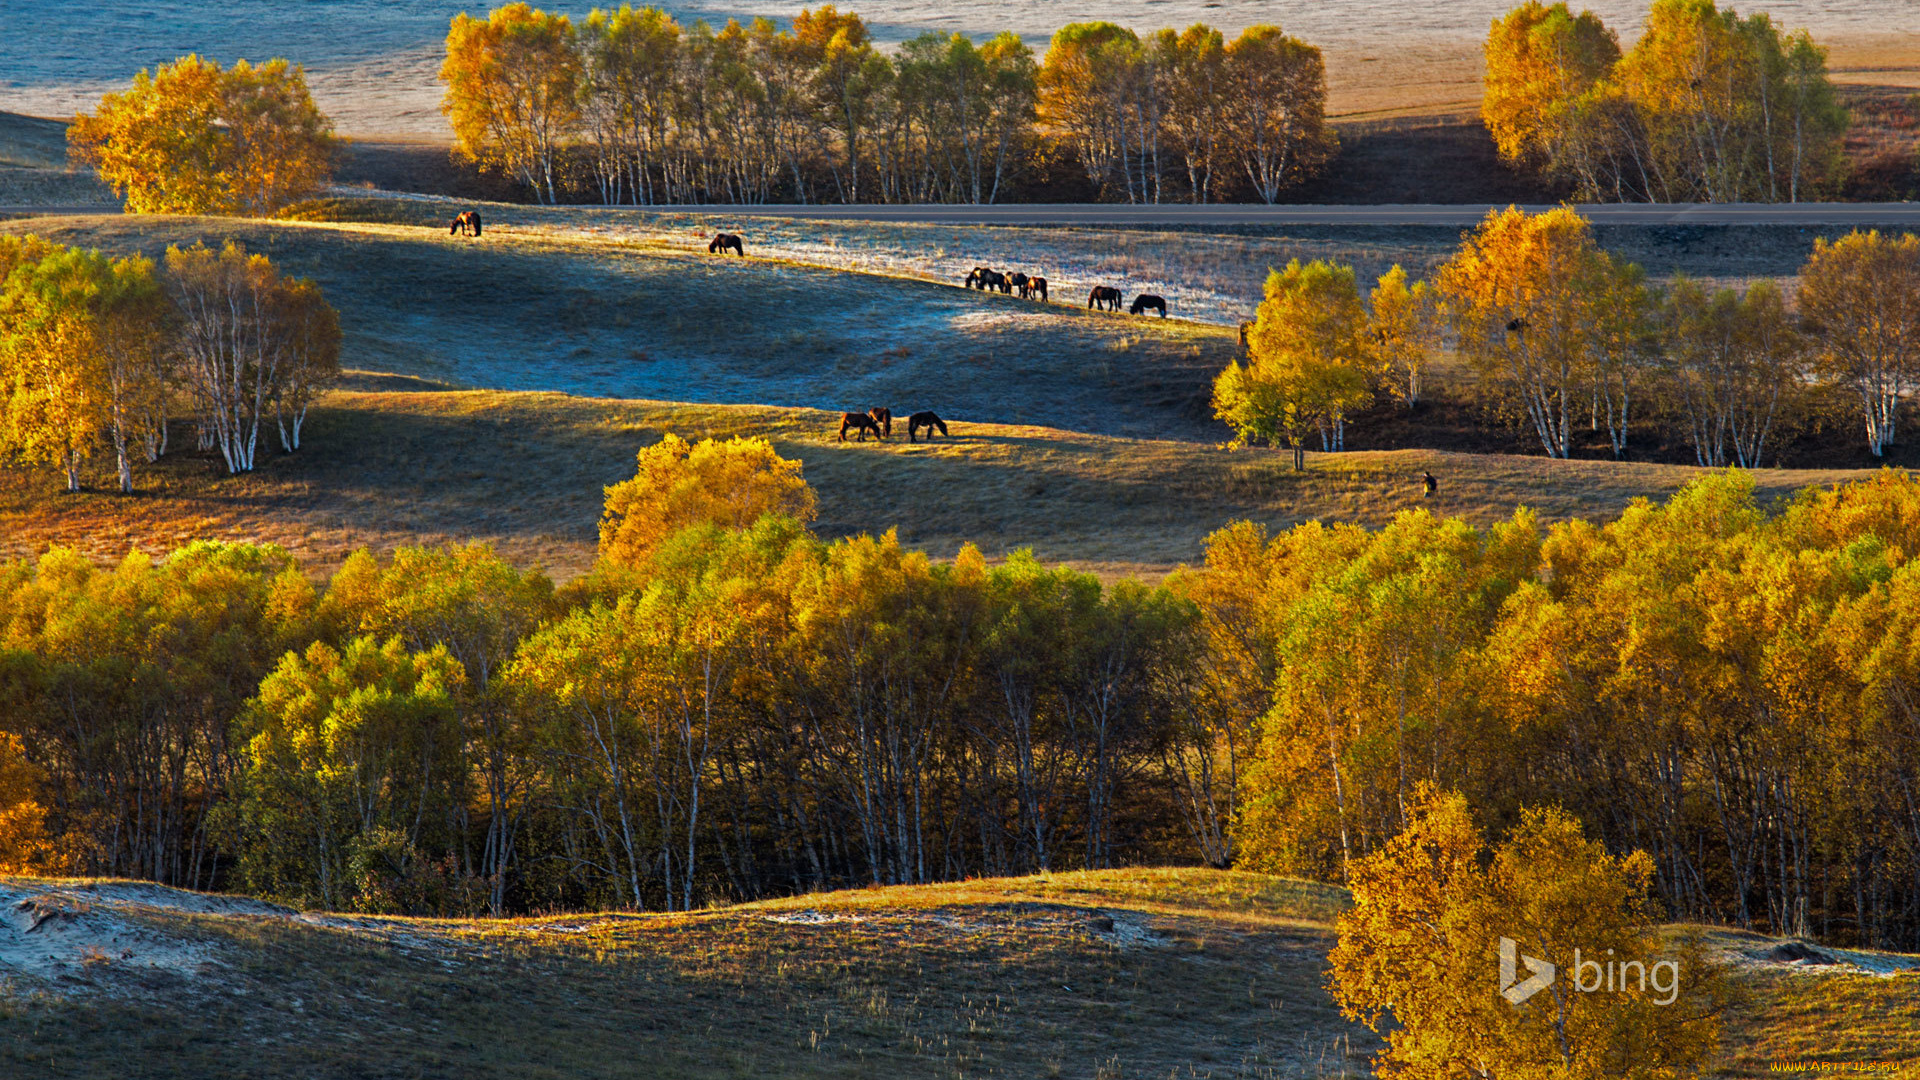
[0,732,48,874]
[599,433,818,570]
[1329,787,1722,1079]
[68,55,336,216]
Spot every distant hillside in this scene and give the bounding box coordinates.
[0,111,115,205]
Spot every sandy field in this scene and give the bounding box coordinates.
[0,1,1912,135]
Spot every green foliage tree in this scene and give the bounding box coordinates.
[1213,258,1372,469]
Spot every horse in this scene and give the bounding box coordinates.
[1022,276,1049,302]
[907,411,948,443]
[1130,294,1167,317]
[868,406,893,437]
[966,267,1006,291]
[1423,471,1438,498]
[709,233,744,255]
[974,268,1010,293]
[449,210,482,237]
[1008,272,1029,294]
[1238,320,1253,348]
[1088,285,1122,312]
[839,412,885,442]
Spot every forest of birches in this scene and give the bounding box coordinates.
[436,0,1851,207]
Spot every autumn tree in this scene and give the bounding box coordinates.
[442,3,583,204]
[1797,231,1920,457]
[1214,259,1373,469]
[164,241,339,473]
[228,635,468,912]
[579,4,683,205]
[0,733,49,874]
[1483,0,1846,202]
[1039,23,1149,202]
[1481,3,1622,189]
[1661,277,1806,467]
[1329,788,1722,1079]
[69,55,336,215]
[599,433,818,569]
[1222,25,1336,204]
[1435,206,1648,458]
[1153,25,1226,203]
[1369,265,1437,409]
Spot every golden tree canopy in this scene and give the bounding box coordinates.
[599,433,818,569]
[69,55,337,216]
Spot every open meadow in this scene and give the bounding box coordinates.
[1,869,1915,1079]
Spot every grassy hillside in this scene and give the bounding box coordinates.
[0,383,1878,582]
[1,869,1914,1079]
[0,111,114,205]
[0,211,1237,442]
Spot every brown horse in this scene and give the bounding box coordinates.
[1022,276,1049,302]
[449,210,482,237]
[1129,293,1167,317]
[708,233,744,255]
[907,411,948,443]
[839,412,885,442]
[1088,285,1122,311]
[1008,272,1029,294]
[868,407,893,437]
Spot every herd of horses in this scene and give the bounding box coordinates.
[839,406,947,443]
[970,268,1167,317]
[443,216,1174,444]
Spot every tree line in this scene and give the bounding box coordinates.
[1484,0,1848,202]
[439,3,1334,205]
[1215,210,1920,466]
[0,236,341,488]
[6,435,1920,950]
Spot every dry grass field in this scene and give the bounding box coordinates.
[0,869,1913,1079]
[0,381,1879,584]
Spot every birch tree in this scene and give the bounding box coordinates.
[441,3,582,204]
[1799,231,1920,458]
[1223,25,1335,204]
[164,242,287,474]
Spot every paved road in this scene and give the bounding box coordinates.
[6,202,1920,226]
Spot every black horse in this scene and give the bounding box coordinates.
[907,411,948,443]
[1130,294,1167,317]
[1022,276,1049,302]
[708,233,744,255]
[839,412,885,442]
[1088,285,1123,311]
[450,210,482,237]
[967,268,1010,293]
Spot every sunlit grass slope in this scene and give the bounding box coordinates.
[3,869,1916,1078]
[0,383,1876,582]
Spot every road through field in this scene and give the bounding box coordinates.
[637,203,1920,227]
[8,203,1920,226]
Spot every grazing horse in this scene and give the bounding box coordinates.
[449,210,482,237]
[1423,471,1438,498]
[907,411,948,443]
[1130,293,1167,317]
[708,233,744,255]
[839,412,885,442]
[1008,272,1029,294]
[976,269,1011,293]
[1088,285,1123,311]
[1022,276,1049,302]
[966,267,1008,291]
[868,407,893,437]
